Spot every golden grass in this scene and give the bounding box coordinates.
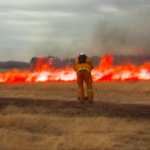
[0,80,150,149]
[0,105,150,149]
[0,81,150,104]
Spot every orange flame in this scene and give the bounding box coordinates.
[0,55,150,83]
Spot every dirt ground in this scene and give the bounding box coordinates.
[0,97,150,120]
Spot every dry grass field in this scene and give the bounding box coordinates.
[0,68,150,149]
[0,81,150,104]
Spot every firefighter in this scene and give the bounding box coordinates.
[74,53,94,103]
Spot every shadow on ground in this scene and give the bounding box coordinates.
[0,97,150,120]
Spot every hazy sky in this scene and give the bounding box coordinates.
[0,0,150,61]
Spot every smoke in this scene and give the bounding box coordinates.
[31,35,90,59]
[31,7,150,59]
[91,8,150,56]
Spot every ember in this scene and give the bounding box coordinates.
[0,55,150,83]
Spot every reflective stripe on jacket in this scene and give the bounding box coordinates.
[74,57,94,73]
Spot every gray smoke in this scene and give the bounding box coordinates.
[32,9,150,58]
[91,8,150,55]
[1,0,150,61]
[28,3,150,59]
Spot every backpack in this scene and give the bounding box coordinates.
[78,54,87,63]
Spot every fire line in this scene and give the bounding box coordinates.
[0,55,150,83]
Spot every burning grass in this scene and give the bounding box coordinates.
[1,55,150,83]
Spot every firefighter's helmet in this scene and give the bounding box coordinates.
[79,52,85,55]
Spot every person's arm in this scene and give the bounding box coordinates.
[86,58,94,69]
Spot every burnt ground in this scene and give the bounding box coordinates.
[0,97,150,120]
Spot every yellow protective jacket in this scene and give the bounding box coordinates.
[74,57,94,73]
